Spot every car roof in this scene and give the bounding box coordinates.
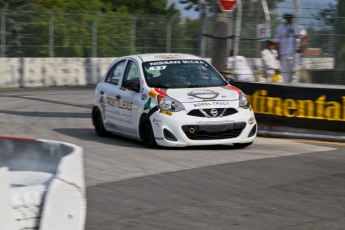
[134,53,203,62]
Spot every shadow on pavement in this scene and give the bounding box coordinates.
[53,128,144,148]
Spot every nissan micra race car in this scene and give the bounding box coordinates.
[92,53,256,148]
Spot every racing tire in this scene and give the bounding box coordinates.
[139,115,157,148]
[233,142,253,148]
[93,108,110,137]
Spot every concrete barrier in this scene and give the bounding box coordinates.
[0,57,334,88]
[0,58,115,88]
[0,136,86,230]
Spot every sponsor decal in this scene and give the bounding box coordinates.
[99,96,106,119]
[149,66,167,70]
[248,89,345,121]
[225,85,241,94]
[148,90,158,98]
[105,121,116,129]
[141,94,147,100]
[144,98,152,110]
[193,101,230,107]
[155,137,164,140]
[153,118,163,127]
[196,120,234,124]
[154,88,168,96]
[115,117,132,124]
[106,97,132,110]
[160,110,172,116]
[154,55,181,59]
[150,61,181,65]
[182,60,205,64]
[141,88,144,93]
[188,90,219,99]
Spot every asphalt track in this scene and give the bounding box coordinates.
[1,86,345,230]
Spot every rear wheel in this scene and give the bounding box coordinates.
[233,142,253,148]
[139,115,157,148]
[93,108,110,137]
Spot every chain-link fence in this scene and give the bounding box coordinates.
[0,0,344,85]
[201,0,342,85]
[0,6,200,58]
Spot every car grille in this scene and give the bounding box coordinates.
[187,108,238,118]
[182,122,246,140]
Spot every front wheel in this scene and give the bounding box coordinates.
[139,115,157,148]
[93,108,110,137]
[233,142,253,148]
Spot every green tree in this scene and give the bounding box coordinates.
[100,0,177,15]
[313,2,337,26]
[2,0,198,57]
[27,0,181,57]
[0,0,36,57]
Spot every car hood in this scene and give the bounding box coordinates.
[154,85,241,103]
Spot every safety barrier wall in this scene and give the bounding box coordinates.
[0,136,86,230]
[0,58,115,88]
[0,57,334,88]
[231,82,345,133]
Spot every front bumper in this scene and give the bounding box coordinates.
[149,105,256,147]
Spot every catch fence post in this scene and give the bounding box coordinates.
[131,15,137,55]
[1,3,8,57]
[293,0,301,82]
[92,11,101,57]
[232,0,242,80]
[49,7,55,57]
[166,15,175,53]
[198,0,206,57]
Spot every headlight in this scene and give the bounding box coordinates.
[239,91,250,109]
[157,95,184,112]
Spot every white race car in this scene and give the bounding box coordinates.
[92,53,256,148]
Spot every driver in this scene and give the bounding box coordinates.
[159,65,181,84]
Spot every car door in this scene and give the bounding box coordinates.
[117,59,142,135]
[100,59,126,131]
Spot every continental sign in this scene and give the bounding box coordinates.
[231,82,345,132]
[248,90,345,121]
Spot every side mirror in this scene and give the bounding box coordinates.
[226,78,234,84]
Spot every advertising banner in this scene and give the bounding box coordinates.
[232,82,345,132]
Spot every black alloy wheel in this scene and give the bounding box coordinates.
[139,115,157,148]
[93,108,110,137]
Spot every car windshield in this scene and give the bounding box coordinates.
[142,59,227,88]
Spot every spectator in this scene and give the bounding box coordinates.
[226,50,254,82]
[261,39,282,82]
[274,10,307,83]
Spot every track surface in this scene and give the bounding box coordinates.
[1,87,345,230]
